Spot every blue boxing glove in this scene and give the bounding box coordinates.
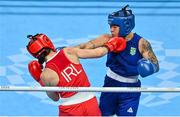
[137,58,158,77]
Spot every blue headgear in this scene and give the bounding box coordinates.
[108,5,135,37]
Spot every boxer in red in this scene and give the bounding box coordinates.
[26,33,126,116]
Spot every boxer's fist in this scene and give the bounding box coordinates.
[137,58,158,77]
[105,37,126,53]
[28,60,44,86]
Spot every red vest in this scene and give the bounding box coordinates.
[45,50,90,98]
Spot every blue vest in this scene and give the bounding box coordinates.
[106,33,143,77]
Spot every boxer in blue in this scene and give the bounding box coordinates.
[76,5,160,116]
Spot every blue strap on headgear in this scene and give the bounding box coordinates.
[108,5,135,37]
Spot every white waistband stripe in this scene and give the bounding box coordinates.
[60,92,95,105]
[107,68,138,83]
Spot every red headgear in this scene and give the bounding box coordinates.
[26,34,56,58]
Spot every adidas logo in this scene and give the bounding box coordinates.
[127,107,133,113]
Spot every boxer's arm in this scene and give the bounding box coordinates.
[138,38,159,77]
[41,68,60,101]
[77,47,109,58]
[139,38,159,68]
[64,47,108,60]
[65,37,124,60]
[75,34,111,49]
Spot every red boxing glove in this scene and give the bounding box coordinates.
[28,60,44,86]
[105,37,126,53]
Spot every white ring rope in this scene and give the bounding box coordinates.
[0,86,180,92]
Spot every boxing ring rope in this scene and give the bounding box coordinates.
[1,86,180,92]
